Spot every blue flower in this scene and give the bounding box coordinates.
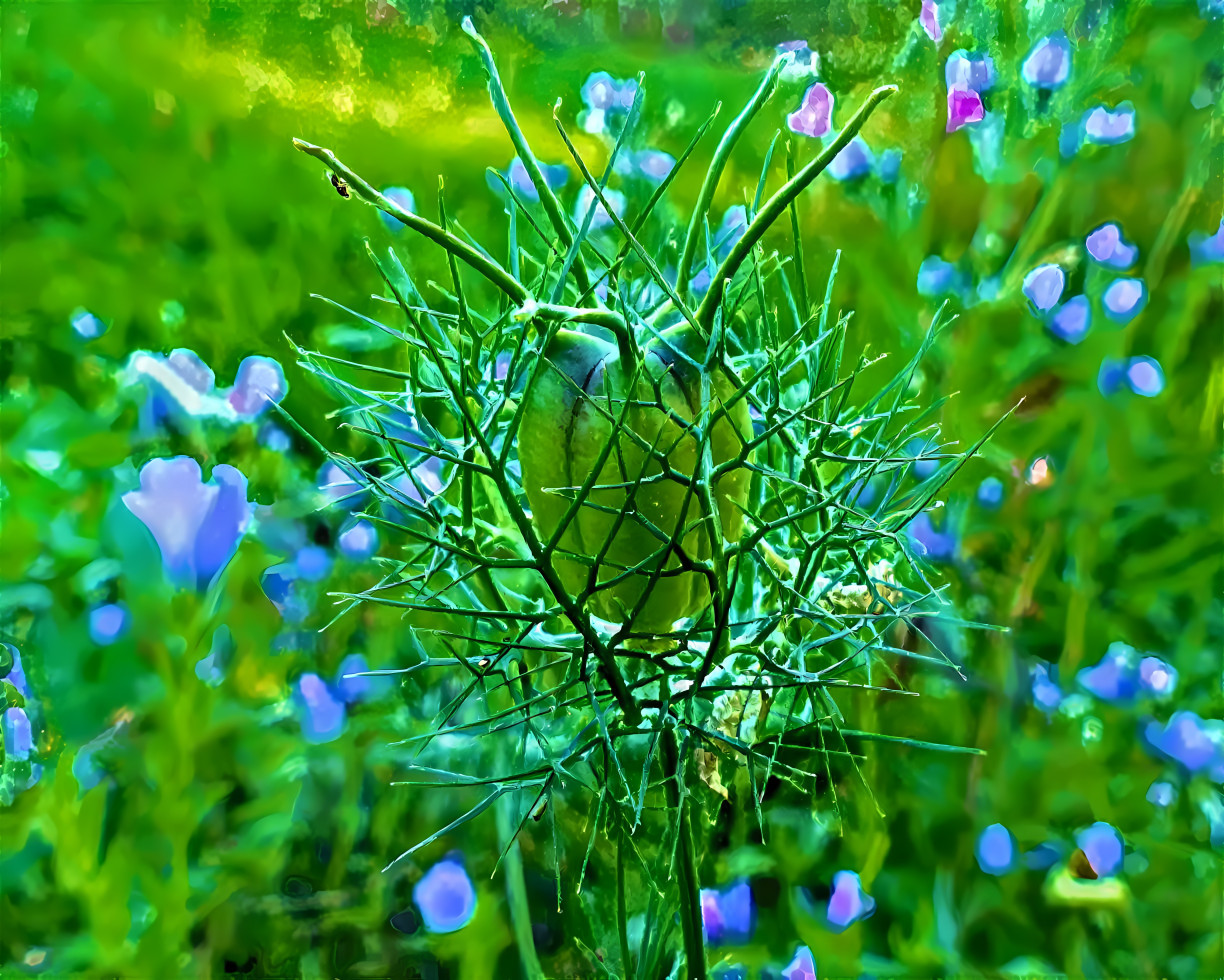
[1,643,30,697]
[614,149,675,183]
[2,706,33,760]
[701,879,754,945]
[294,672,347,744]
[1083,104,1136,146]
[1189,217,1224,266]
[788,83,834,138]
[579,72,638,136]
[1021,33,1072,89]
[908,512,957,561]
[828,137,874,181]
[826,870,875,931]
[1138,656,1177,698]
[294,545,333,583]
[1146,781,1177,808]
[227,356,287,418]
[70,307,108,340]
[88,603,129,645]
[123,457,252,591]
[916,256,969,298]
[414,857,477,933]
[378,186,417,231]
[976,476,1004,509]
[317,460,367,510]
[1143,711,1224,778]
[1102,278,1147,324]
[946,50,996,93]
[1085,223,1139,269]
[491,158,569,202]
[1047,294,1091,343]
[1022,264,1065,313]
[337,519,379,560]
[1125,356,1164,397]
[1075,822,1123,877]
[125,348,220,429]
[1031,663,1063,714]
[574,186,625,232]
[1097,358,1129,395]
[782,945,817,980]
[976,823,1018,875]
[1076,642,1141,703]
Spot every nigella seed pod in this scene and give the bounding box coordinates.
[518,325,751,641]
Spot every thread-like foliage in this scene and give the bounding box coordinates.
[289,19,1006,978]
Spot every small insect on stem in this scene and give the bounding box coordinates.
[330,172,352,199]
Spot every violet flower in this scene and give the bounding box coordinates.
[946,50,995,93]
[1,644,29,698]
[2,706,32,761]
[88,603,129,645]
[787,83,834,139]
[414,857,477,933]
[701,879,754,945]
[1083,104,1136,145]
[1138,656,1177,697]
[1102,278,1147,324]
[976,823,1018,875]
[1021,33,1072,89]
[919,0,943,42]
[1048,294,1092,344]
[71,307,108,340]
[782,946,817,980]
[337,519,379,560]
[1085,223,1139,269]
[826,870,875,931]
[227,356,288,418]
[1075,822,1123,877]
[295,672,347,744]
[1143,711,1224,778]
[908,512,957,561]
[1031,662,1063,714]
[492,157,569,202]
[828,137,874,181]
[916,256,968,298]
[1189,217,1224,265]
[1146,781,1177,808]
[947,85,985,132]
[574,186,625,232]
[1098,358,1129,395]
[1125,356,1164,397]
[1076,642,1141,703]
[1022,264,1065,313]
[123,457,252,591]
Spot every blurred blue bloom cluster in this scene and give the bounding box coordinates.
[122,349,287,432]
[293,654,389,744]
[701,879,754,945]
[1,644,43,802]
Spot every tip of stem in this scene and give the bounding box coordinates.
[291,137,313,151]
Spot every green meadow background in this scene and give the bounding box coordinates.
[1,1,1221,977]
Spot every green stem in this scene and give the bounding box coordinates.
[695,85,897,334]
[497,794,546,980]
[292,138,530,306]
[676,57,786,299]
[663,728,706,980]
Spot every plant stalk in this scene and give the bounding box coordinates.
[663,727,706,980]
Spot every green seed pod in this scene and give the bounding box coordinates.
[518,325,752,640]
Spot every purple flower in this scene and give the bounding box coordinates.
[1143,711,1224,777]
[976,823,1018,875]
[228,356,287,418]
[1138,656,1177,697]
[1083,104,1136,145]
[916,256,968,297]
[1076,822,1123,877]
[295,672,347,744]
[919,0,943,42]
[414,858,477,933]
[1048,294,1091,343]
[123,457,252,591]
[946,50,996,92]
[338,519,379,560]
[701,880,754,945]
[1077,642,1141,702]
[1031,662,1063,714]
[125,349,221,428]
[1102,278,1147,323]
[378,186,417,231]
[908,512,957,561]
[88,603,129,645]
[946,85,985,132]
[1021,33,1072,89]
[782,946,817,980]
[1085,223,1139,269]
[71,307,108,340]
[826,870,875,931]
[1126,356,1165,397]
[1022,264,1065,312]
[828,137,874,181]
[1146,781,1177,808]
[1189,217,1224,265]
[977,476,1004,509]
[2,706,33,760]
[788,83,834,138]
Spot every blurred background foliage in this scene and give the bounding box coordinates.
[1,0,1221,977]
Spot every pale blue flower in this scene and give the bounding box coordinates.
[1021,33,1072,89]
[826,870,875,930]
[414,857,477,933]
[976,823,1018,875]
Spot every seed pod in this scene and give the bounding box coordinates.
[518,325,752,640]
